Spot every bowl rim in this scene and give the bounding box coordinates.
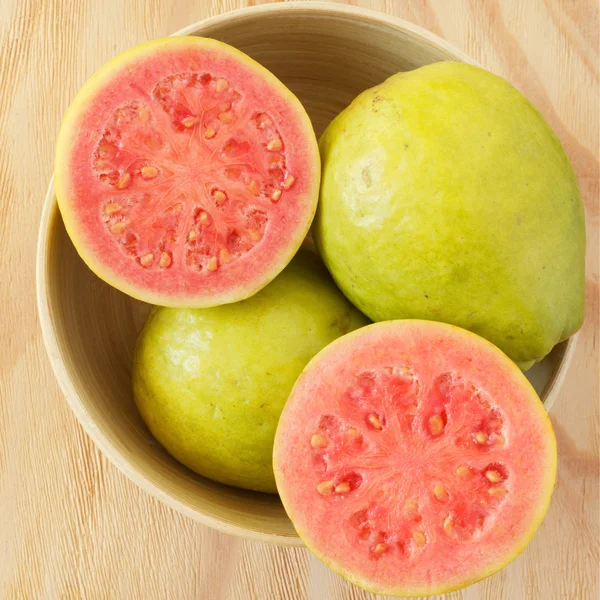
[36,0,577,545]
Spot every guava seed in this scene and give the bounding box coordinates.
[205,126,216,139]
[456,465,471,479]
[443,516,454,536]
[271,189,282,202]
[413,531,426,547]
[429,414,445,436]
[137,106,150,121]
[218,111,233,124]
[110,221,127,234]
[372,543,388,555]
[213,190,226,204]
[283,175,295,190]
[368,414,383,430]
[141,166,158,179]
[317,481,334,496]
[405,499,419,514]
[258,116,271,129]
[104,202,121,216]
[198,212,209,226]
[247,180,260,196]
[267,138,282,151]
[206,257,218,271]
[116,172,131,189]
[310,434,327,448]
[140,253,154,267]
[219,248,232,264]
[433,484,448,501]
[475,431,488,444]
[187,230,197,242]
[215,78,229,92]
[159,252,172,268]
[488,486,508,498]
[182,116,199,128]
[485,470,502,483]
[335,482,351,494]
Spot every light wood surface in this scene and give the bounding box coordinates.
[2,0,598,598]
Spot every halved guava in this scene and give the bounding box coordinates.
[274,320,557,596]
[55,37,320,307]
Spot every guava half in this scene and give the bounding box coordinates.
[132,251,368,493]
[314,61,585,369]
[274,320,557,596]
[55,37,320,307]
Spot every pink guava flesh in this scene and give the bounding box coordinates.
[274,320,557,596]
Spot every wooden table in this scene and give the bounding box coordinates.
[1,1,598,598]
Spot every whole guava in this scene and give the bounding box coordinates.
[132,250,368,493]
[314,62,585,369]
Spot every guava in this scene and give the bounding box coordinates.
[55,37,320,307]
[314,61,585,369]
[132,251,368,493]
[274,320,557,596]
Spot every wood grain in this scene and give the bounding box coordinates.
[1,0,598,598]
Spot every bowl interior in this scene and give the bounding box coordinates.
[38,3,573,544]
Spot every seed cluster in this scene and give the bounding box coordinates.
[308,368,511,561]
[92,72,297,273]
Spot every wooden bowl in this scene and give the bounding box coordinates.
[36,2,576,545]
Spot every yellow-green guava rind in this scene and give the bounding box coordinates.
[132,250,369,493]
[314,62,585,369]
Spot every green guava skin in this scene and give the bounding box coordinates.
[314,62,585,370]
[132,251,369,493]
